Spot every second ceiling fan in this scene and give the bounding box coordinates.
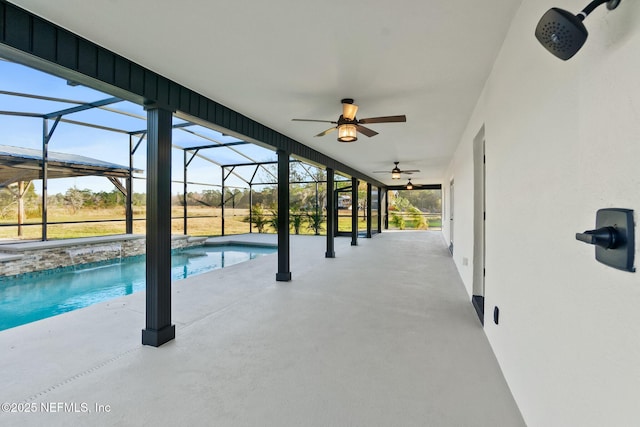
[373,162,420,180]
[292,98,406,142]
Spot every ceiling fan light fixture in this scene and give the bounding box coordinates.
[391,168,401,180]
[337,124,358,142]
[406,180,413,190]
[293,98,406,142]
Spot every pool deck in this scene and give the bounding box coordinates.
[0,231,524,426]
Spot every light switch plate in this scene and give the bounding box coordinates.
[595,208,635,272]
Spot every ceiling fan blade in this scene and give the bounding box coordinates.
[402,169,421,173]
[355,125,378,137]
[315,127,337,137]
[372,171,391,173]
[358,115,407,124]
[343,102,358,120]
[292,119,337,124]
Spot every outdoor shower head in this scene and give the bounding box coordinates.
[535,8,588,60]
[535,0,621,60]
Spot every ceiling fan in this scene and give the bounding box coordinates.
[403,179,424,190]
[373,162,420,180]
[292,98,406,142]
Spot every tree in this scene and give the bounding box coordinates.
[0,187,17,219]
[398,189,442,213]
[222,188,244,209]
[96,189,124,208]
[64,186,85,214]
[200,189,222,207]
[391,194,411,212]
[132,192,146,206]
[252,186,277,207]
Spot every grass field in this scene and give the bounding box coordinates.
[0,206,251,240]
[0,206,441,241]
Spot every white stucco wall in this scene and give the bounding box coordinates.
[446,1,640,426]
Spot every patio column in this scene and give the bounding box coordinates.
[183,150,188,235]
[276,149,291,281]
[221,167,225,236]
[351,177,358,246]
[366,182,372,238]
[384,189,389,230]
[142,105,175,347]
[325,168,335,258]
[249,184,253,233]
[126,135,134,235]
[377,187,383,233]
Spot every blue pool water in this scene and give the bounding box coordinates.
[0,244,276,331]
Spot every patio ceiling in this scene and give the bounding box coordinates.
[8,0,524,186]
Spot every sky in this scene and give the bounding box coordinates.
[0,58,285,195]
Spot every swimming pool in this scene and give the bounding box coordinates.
[0,244,276,331]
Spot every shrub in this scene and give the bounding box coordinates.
[390,212,405,230]
[306,209,325,235]
[290,208,304,235]
[408,206,428,230]
[244,204,269,233]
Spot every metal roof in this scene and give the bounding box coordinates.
[0,144,140,188]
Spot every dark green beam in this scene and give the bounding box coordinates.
[387,184,442,191]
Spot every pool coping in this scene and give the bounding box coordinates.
[0,234,206,278]
[0,234,276,254]
[0,239,276,283]
[0,233,278,283]
[204,240,277,248]
[0,234,146,253]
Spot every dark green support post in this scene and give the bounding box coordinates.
[41,119,49,241]
[377,187,383,233]
[351,177,358,246]
[126,135,134,234]
[384,189,389,230]
[276,149,291,281]
[366,183,372,238]
[142,105,175,347]
[221,168,225,237]
[325,168,335,258]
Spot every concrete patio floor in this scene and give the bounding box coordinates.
[0,231,524,426]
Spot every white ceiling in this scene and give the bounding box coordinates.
[12,0,523,186]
